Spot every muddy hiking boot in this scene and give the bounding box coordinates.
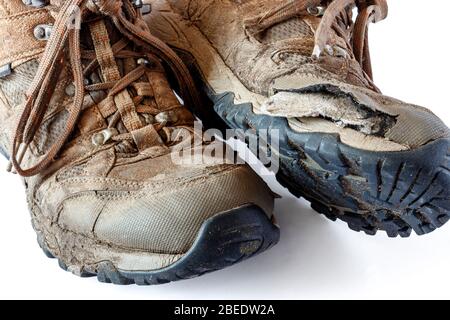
[0,0,279,285]
[145,0,450,237]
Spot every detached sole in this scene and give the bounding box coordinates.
[173,47,450,238]
[37,205,279,285]
[193,85,450,238]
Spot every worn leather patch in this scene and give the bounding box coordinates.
[0,8,53,67]
[132,124,164,151]
[78,106,107,135]
[147,71,181,111]
[0,0,29,16]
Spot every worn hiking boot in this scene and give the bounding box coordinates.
[144,0,450,237]
[0,0,279,285]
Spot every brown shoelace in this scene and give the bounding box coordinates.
[10,0,200,177]
[245,0,388,80]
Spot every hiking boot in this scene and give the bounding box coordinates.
[144,0,450,237]
[0,0,279,285]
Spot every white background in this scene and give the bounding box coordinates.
[0,0,449,300]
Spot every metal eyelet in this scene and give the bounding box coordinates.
[325,45,334,56]
[307,6,325,17]
[323,45,350,59]
[132,0,152,15]
[22,0,49,8]
[142,114,155,125]
[0,64,12,79]
[137,58,155,68]
[65,83,75,97]
[34,24,53,41]
[332,46,349,58]
[137,58,149,65]
[141,5,152,15]
[155,111,178,125]
[92,128,119,147]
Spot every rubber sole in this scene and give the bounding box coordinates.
[215,94,450,237]
[178,52,450,237]
[37,205,280,285]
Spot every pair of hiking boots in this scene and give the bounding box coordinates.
[0,0,448,285]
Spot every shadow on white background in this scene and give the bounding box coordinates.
[1,157,449,299]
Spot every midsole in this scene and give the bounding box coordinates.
[34,202,274,273]
[35,208,186,272]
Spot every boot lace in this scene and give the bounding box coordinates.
[245,0,388,82]
[10,0,200,177]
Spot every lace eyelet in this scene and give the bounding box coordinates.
[324,45,350,59]
[132,0,152,15]
[155,111,178,125]
[65,83,75,97]
[34,24,53,41]
[92,128,118,147]
[325,45,334,56]
[22,0,49,8]
[137,58,149,65]
[137,58,156,69]
[142,114,155,125]
[307,6,325,17]
[332,46,349,58]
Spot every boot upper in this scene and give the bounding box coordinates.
[0,0,274,255]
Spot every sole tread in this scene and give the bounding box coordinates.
[203,90,450,238]
[39,205,280,285]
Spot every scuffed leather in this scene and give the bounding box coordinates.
[0,0,275,257]
[0,5,53,67]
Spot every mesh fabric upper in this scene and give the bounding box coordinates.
[0,60,38,108]
[259,17,313,43]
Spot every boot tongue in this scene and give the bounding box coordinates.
[243,2,378,91]
[241,0,320,45]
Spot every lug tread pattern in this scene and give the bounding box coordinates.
[38,205,280,286]
[212,92,450,238]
